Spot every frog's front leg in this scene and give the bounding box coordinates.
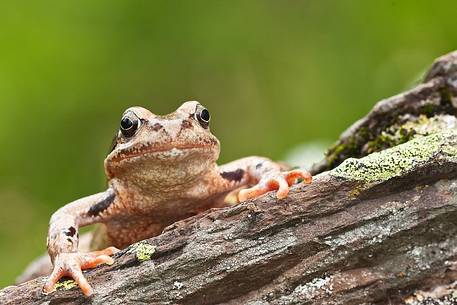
[218,156,312,202]
[43,189,119,296]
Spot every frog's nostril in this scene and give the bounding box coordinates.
[151,123,163,132]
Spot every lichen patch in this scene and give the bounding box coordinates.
[127,241,156,262]
[55,279,77,291]
[330,131,457,183]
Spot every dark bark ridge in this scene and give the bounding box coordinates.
[3,52,457,305]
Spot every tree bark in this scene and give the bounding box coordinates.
[3,52,457,305]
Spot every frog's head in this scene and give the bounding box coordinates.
[105,101,220,186]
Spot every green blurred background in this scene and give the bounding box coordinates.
[1,0,456,286]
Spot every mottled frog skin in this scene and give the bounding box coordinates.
[23,101,312,296]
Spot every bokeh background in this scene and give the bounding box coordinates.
[1,0,457,286]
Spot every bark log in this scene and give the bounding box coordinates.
[3,52,457,305]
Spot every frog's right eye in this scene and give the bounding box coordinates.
[120,114,140,137]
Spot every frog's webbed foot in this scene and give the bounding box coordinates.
[238,169,312,202]
[43,246,119,296]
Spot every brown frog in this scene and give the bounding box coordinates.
[19,101,312,296]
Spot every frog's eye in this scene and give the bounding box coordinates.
[195,107,210,128]
[120,114,140,137]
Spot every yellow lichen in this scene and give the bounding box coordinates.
[331,131,457,183]
[55,279,77,290]
[325,113,457,170]
[128,241,156,262]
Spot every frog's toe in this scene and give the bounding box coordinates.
[69,267,93,296]
[80,254,114,269]
[42,248,117,297]
[88,246,120,257]
[238,169,312,202]
[80,246,118,268]
[238,185,263,202]
[238,177,288,201]
[43,258,93,296]
[43,266,64,294]
[268,176,289,199]
[284,169,312,185]
[272,169,312,198]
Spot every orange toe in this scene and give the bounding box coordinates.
[238,186,265,202]
[90,246,119,257]
[81,255,114,269]
[302,172,312,184]
[285,170,312,185]
[43,280,57,294]
[43,268,64,294]
[71,270,93,296]
[43,251,108,296]
[275,180,289,199]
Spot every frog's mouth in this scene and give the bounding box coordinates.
[108,141,218,163]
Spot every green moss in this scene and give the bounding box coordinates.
[128,241,156,262]
[323,85,457,172]
[330,132,457,183]
[326,136,360,168]
[325,112,457,171]
[417,86,455,117]
[364,114,448,154]
[55,279,77,290]
[365,128,416,154]
[419,103,437,116]
[439,86,455,112]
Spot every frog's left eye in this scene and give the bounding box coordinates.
[195,107,210,128]
[120,114,140,137]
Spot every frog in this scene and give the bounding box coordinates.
[18,101,312,296]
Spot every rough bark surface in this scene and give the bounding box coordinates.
[3,52,457,305]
